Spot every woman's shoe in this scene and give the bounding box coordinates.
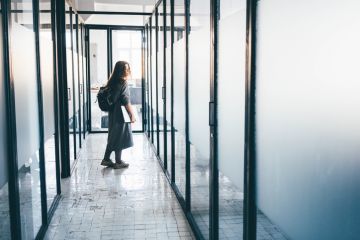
[101,159,115,167]
[113,160,129,169]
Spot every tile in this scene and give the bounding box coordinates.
[43,134,194,240]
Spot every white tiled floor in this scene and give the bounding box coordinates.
[44,133,195,240]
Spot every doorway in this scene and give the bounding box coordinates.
[87,26,145,133]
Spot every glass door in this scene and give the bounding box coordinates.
[88,27,144,132]
[111,30,144,132]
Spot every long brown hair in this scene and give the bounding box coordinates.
[106,61,130,87]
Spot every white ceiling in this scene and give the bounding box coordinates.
[75,0,157,12]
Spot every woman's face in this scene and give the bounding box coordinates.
[124,64,131,80]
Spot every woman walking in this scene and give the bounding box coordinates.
[101,61,136,169]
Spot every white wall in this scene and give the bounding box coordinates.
[256,0,360,239]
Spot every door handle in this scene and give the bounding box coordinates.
[68,88,71,101]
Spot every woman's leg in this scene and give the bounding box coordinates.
[103,144,112,160]
[115,149,122,163]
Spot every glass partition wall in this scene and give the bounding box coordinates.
[144,0,247,239]
[1,0,67,238]
[65,4,87,169]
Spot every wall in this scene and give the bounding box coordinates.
[256,0,360,239]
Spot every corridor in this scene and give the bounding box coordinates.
[44,134,195,240]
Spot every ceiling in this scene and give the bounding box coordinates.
[74,0,157,12]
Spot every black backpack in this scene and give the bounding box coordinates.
[97,86,115,112]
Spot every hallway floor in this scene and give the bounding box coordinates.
[44,133,195,240]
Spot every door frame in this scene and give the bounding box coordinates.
[85,24,146,134]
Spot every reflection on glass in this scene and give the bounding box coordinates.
[39,0,58,212]
[173,0,186,198]
[189,0,211,238]
[0,6,11,238]
[165,0,172,176]
[65,3,75,164]
[218,1,246,239]
[145,25,151,137]
[11,0,42,238]
[158,3,165,164]
[89,29,108,131]
[78,24,86,139]
[151,15,158,151]
[112,30,143,132]
[72,13,81,156]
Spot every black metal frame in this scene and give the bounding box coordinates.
[244,0,257,239]
[209,0,219,238]
[2,0,22,238]
[162,0,168,172]
[85,24,146,134]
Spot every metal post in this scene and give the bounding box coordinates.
[244,0,258,239]
[55,0,71,178]
[33,0,49,228]
[2,0,22,238]
[184,0,191,213]
[209,0,219,238]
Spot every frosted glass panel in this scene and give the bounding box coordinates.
[218,1,246,238]
[65,4,75,164]
[73,13,81,154]
[151,15,158,150]
[165,0,172,175]
[39,0,58,212]
[89,29,108,131]
[256,1,360,239]
[0,10,11,238]
[158,4,165,163]
[173,0,186,197]
[11,0,42,237]
[189,0,211,238]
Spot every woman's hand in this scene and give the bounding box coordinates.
[130,115,136,123]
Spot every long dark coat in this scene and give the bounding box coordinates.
[107,79,134,151]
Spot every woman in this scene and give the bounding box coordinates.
[101,61,136,169]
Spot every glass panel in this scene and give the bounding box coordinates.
[218,1,246,239]
[10,0,42,238]
[146,25,151,137]
[158,3,165,164]
[256,1,360,239]
[81,25,88,138]
[0,3,11,237]
[72,13,81,154]
[65,3,75,164]
[112,30,143,131]
[151,15,158,150]
[78,24,85,139]
[165,0,172,176]
[39,0,58,212]
[89,29,108,131]
[173,0,186,199]
[189,0,211,238]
